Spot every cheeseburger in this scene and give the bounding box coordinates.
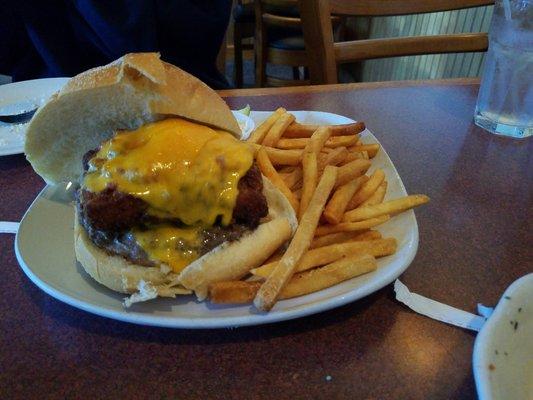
[25,53,296,304]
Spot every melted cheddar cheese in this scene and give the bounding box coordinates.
[132,224,200,273]
[83,118,254,272]
[84,118,253,225]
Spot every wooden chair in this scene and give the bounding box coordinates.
[233,0,256,88]
[255,0,309,87]
[299,0,494,84]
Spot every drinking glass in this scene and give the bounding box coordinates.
[474,0,532,138]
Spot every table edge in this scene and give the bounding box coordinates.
[219,78,480,97]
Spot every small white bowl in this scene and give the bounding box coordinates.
[473,273,533,400]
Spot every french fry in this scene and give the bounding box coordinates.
[276,138,310,150]
[251,238,396,278]
[323,177,366,224]
[346,169,385,209]
[305,127,331,154]
[253,166,338,311]
[299,152,318,220]
[260,244,287,267]
[309,230,382,249]
[280,167,303,189]
[263,146,302,166]
[256,147,299,212]
[355,174,369,187]
[326,135,359,148]
[206,110,431,311]
[315,215,390,236]
[219,112,432,309]
[209,281,262,304]
[262,112,295,147]
[210,253,376,304]
[178,218,292,299]
[246,274,265,282]
[278,166,295,174]
[276,135,359,150]
[343,195,430,222]
[317,147,349,171]
[299,127,330,219]
[341,150,369,165]
[335,159,372,188]
[348,144,380,158]
[248,107,285,144]
[360,181,387,207]
[283,121,366,138]
[280,253,377,298]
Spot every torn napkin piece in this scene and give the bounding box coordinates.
[476,303,494,319]
[0,221,19,234]
[394,279,487,332]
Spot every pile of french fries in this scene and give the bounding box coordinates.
[208,108,429,311]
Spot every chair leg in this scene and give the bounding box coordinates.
[216,31,227,78]
[254,0,267,88]
[292,67,300,80]
[233,24,244,88]
[255,38,267,88]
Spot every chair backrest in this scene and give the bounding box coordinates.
[254,0,306,87]
[299,0,494,84]
[256,0,301,32]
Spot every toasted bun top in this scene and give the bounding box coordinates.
[25,52,240,184]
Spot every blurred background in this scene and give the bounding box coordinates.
[224,0,493,87]
[0,0,494,88]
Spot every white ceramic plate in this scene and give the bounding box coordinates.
[15,111,419,328]
[0,78,70,156]
[473,273,533,400]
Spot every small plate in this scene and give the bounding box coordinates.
[473,273,533,400]
[0,78,70,156]
[15,111,419,328]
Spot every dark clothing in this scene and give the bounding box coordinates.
[0,0,231,88]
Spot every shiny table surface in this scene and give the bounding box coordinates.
[1,79,531,399]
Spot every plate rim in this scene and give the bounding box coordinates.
[15,110,419,329]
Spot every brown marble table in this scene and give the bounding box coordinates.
[1,79,531,400]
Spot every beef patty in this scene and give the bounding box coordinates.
[77,159,268,267]
[79,163,267,231]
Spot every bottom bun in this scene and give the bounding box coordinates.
[74,177,297,305]
[74,215,190,300]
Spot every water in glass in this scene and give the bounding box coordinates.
[474,0,533,138]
